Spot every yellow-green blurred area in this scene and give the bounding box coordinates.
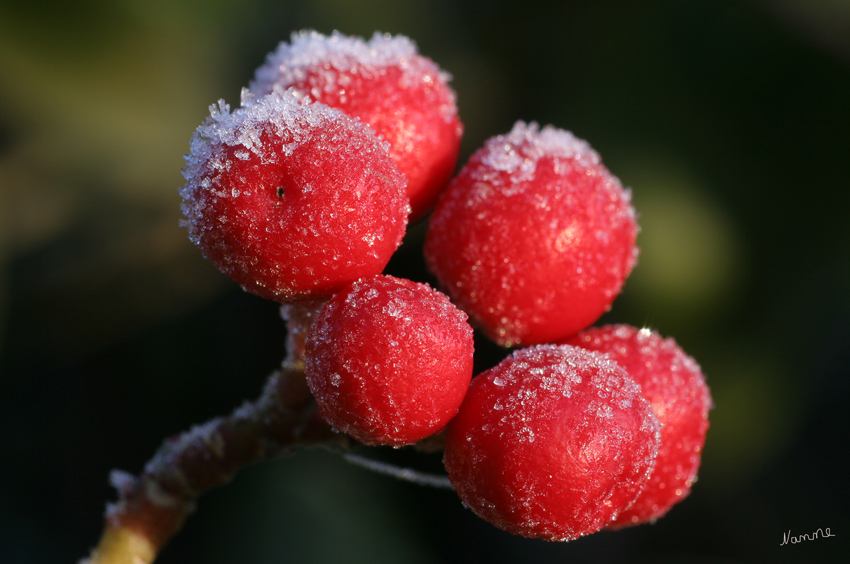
[1,1,848,563]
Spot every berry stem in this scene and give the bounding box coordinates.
[83,303,347,564]
[342,452,454,489]
[280,300,327,372]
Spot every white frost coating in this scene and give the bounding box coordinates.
[143,418,226,483]
[250,30,453,102]
[593,401,614,419]
[253,30,416,89]
[179,89,385,246]
[108,468,136,492]
[479,121,600,183]
[183,90,358,178]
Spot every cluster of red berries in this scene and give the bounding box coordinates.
[180,30,711,542]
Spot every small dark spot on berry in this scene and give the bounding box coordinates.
[276,186,286,198]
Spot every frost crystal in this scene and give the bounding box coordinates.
[251,30,453,106]
[479,121,599,184]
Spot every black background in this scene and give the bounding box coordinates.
[1,1,847,562]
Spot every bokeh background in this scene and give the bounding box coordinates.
[1,1,848,563]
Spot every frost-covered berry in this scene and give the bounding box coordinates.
[250,30,463,222]
[180,91,409,303]
[304,274,474,446]
[443,345,660,541]
[424,122,638,346]
[562,325,711,527]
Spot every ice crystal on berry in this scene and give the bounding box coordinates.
[180,90,409,302]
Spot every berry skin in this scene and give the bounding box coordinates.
[562,325,711,527]
[250,30,463,222]
[179,91,409,303]
[304,274,474,446]
[424,122,638,346]
[443,345,660,541]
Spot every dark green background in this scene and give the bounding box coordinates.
[1,1,848,562]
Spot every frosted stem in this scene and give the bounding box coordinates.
[280,299,326,370]
[83,303,346,564]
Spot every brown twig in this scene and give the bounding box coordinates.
[82,301,349,564]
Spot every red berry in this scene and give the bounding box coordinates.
[304,274,474,446]
[424,122,638,346]
[180,91,409,303]
[562,325,711,527]
[250,30,463,222]
[443,344,660,541]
